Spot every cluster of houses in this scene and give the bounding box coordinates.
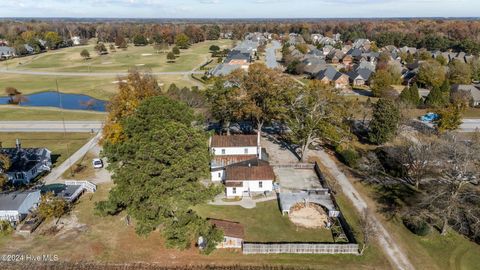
[0,140,95,229]
[0,36,84,60]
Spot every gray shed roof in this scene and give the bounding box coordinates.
[210,64,242,77]
[0,190,40,211]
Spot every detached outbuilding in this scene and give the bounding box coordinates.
[0,190,41,226]
[209,218,245,249]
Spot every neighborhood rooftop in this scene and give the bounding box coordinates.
[0,190,39,211]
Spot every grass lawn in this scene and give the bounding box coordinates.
[194,200,333,242]
[61,150,97,179]
[0,132,93,166]
[0,183,391,269]
[0,106,106,121]
[1,40,232,73]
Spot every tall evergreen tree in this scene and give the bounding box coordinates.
[368,99,400,144]
[425,86,447,108]
[399,84,420,107]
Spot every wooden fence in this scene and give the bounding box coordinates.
[271,163,315,169]
[242,243,359,255]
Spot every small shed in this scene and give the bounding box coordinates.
[209,218,245,249]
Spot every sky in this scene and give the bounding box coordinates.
[1,0,477,18]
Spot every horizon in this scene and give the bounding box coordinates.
[3,0,479,19]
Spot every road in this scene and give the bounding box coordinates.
[0,121,103,132]
[0,68,204,77]
[266,40,281,69]
[43,132,102,184]
[421,118,480,132]
[311,149,414,270]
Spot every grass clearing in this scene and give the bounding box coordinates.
[0,132,93,166]
[1,40,231,73]
[0,106,106,121]
[194,200,333,242]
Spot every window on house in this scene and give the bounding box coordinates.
[218,172,221,178]
[259,181,263,188]
[244,148,248,154]
[221,149,226,154]
[232,187,236,194]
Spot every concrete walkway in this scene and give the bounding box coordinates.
[43,132,102,184]
[209,193,277,209]
[311,149,414,270]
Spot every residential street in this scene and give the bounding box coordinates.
[0,121,103,132]
[421,118,480,132]
[310,149,414,270]
[266,40,281,69]
[43,132,103,184]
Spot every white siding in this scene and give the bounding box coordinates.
[211,169,225,182]
[226,186,245,197]
[217,236,243,249]
[211,146,258,156]
[243,180,273,193]
[0,210,21,222]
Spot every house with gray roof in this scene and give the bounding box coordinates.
[302,56,327,77]
[1,140,52,184]
[315,65,349,89]
[452,84,480,106]
[347,68,374,86]
[209,64,244,77]
[0,190,41,226]
[0,46,16,59]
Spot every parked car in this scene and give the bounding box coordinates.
[92,158,104,169]
[420,112,439,123]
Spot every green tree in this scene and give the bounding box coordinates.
[209,45,220,56]
[133,34,148,46]
[436,55,448,66]
[448,60,472,85]
[167,52,176,62]
[205,80,241,135]
[43,31,62,49]
[370,69,398,98]
[0,153,10,189]
[398,83,420,107]
[368,99,400,144]
[435,104,465,132]
[0,220,13,236]
[115,35,127,49]
[172,46,180,55]
[425,82,449,108]
[94,42,108,55]
[38,192,68,219]
[80,49,90,60]
[175,33,190,49]
[96,96,221,251]
[417,60,446,88]
[286,81,351,161]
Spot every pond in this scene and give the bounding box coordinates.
[0,91,107,112]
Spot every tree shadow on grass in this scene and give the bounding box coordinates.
[372,183,417,220]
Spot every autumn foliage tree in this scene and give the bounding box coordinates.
[102,70,162,144]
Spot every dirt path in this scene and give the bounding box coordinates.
[311,149,415,270]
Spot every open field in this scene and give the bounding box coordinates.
[0,40,232,73]
[0,132,93,166]
[0,183,391,269]
[0,106,106,121]
[194,201,333,242]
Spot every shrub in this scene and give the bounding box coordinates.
[402,215,430,236]
[0,220,13,236]
[336,146,360,168]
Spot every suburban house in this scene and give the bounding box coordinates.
[209,63,244,77]
[452,84,480,106]
[224,158,274,198]
[208,218,244,249]
[315,65,350,89]
[0,46,15,59]
[347,68,374,86]
[209,134,261,182]
[1,140,52,184]
[0,190,41,226]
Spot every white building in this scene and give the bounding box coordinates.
[224,159,274,198]
[0,190,41,226]
[209,134,261,182]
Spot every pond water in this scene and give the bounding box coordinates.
[0,91,107,112]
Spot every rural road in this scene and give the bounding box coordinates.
[0,121,103,132]
[43,132,102,184]
[312,149,415,270]
[0,68,204,77]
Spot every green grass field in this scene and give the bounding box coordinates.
[1,40,232,73]
[0,106,106,121]
[0,132,93,166]
[195,200,333,242]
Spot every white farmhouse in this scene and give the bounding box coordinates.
[209,135,261,182]
[0,190,41,226]
[224,159,274,198]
